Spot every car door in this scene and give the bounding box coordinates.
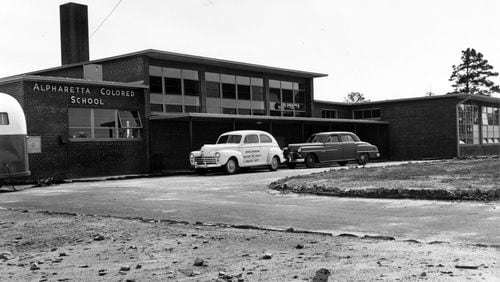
[241,134,262,166]
[340,134,356,160]
[259,133,275,164]
[325,134,343,161]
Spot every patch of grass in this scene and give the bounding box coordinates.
[275,159,499,192]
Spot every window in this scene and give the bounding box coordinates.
[0,113,9,125]
[481,106,500,143]
[206,72,265,115]
[118,110,142,139]
[260,134,272,143]
[149,66,200,113]
[69,108,142,140]
[269,79,306,117]
[341,134,355,142]
[321,109,337,119]
[458,104,480,144]
[327,135,340,143]
[353,109,381,119]
[217,134,242,144]
[244,134,259,144]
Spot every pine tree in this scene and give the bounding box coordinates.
[449,48,500,96]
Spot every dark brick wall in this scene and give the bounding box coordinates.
[101,56,147,83]
[22,80,148,180]
[150,120,191,171]
[0,81,25,107]
[35,66,84,79]
[351,98,459,160]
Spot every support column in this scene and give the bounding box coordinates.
[188,117,193,152]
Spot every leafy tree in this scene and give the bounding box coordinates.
[344,92,368,103]
[449,48,500,96]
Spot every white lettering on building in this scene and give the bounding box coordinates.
[100,88,135,97]
[32,83,91,95]
[70,96,104,105]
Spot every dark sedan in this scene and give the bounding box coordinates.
[283,131,380,168]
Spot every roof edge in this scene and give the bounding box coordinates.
[0,75,147,88]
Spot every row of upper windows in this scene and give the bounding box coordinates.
[148,66,307,117]
[320,108,381,120]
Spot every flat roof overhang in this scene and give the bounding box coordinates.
[21,49,327,80]
[149,112,388,125]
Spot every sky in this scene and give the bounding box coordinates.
[1,0,500,102]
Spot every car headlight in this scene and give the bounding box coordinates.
[189,153,195,164]
[298,148,302,153]
[215,152,220,158]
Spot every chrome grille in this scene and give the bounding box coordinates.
[194,156,216,165]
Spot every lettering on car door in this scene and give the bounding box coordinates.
[242,134,262,165]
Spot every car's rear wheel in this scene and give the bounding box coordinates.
[224,158,238,174]
[195,168,207,175]
[287,162,297,169]
[337,161,347,166]
[269,156,279,171]
[305,154,317,168]
[357,153,369,166]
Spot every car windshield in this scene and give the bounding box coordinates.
[217,134,242,144]
[306,134,329,143]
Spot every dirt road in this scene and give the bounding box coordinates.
[0,209,498,281]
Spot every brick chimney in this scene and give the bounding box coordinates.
[60,2,89,65]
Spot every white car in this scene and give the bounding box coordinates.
[189,130,284,175]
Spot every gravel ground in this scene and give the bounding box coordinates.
[0,209,498,281]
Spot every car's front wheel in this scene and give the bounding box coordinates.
[357,153,369,166]
[269,156,280,171]
[305,154,317,168]
[224,158,238,174]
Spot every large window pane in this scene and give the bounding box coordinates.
[238,84,251,100]
[282,89,293,103]
[165,78,182,95]
[184,79,200,96]
[94,109,116,128]
[222,83,236,99]
[149,76,162,93]
[69,108,91,127]
[68,108,91,138]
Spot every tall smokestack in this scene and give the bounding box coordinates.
[60,3,89,65]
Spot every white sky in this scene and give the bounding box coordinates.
[1,0,500,101]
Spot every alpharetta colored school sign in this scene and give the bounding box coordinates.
[32,82,136,106]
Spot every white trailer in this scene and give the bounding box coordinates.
[0,92,30,184]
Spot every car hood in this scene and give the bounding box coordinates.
[286,142,323,149]
[200,144,239,155]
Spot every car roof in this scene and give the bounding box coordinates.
[220,130,271,136]
[313,131,356,135]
